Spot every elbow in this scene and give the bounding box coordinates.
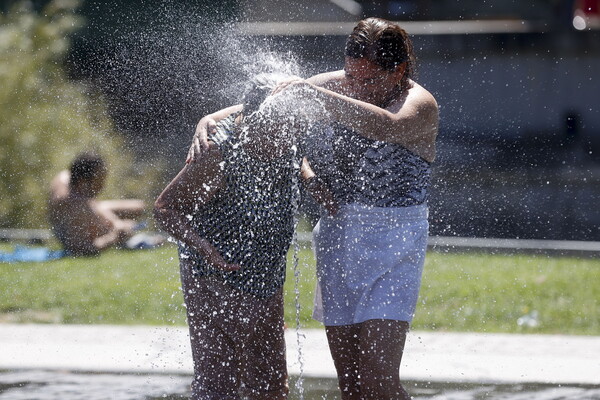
[153,198,170,232]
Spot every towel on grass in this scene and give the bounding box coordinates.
[0,232,165,263]
[0,245,66,263]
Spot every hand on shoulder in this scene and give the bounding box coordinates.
[183,141,225,184]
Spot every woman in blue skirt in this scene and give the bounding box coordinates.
[273,17,439,399]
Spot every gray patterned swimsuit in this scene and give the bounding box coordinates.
[179,115,301,298]
[308,122,430,207]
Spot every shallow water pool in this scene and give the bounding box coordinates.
[1,371,599,400]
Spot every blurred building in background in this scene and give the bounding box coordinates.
[16,0,598,240]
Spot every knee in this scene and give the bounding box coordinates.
[359,367,401,399]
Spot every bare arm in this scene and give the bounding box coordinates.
[316,84,438,161]
[91,204,136,250]
[281,74,439,162]
[300,158,338,216]
[187,104,243,162]
[48,199,132,256]
[91,224,131,252]
[155,146,240,271]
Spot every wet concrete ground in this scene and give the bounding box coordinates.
[1,324,599,399]
[1,370,599,399]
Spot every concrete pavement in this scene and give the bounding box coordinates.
[1,323,599,385]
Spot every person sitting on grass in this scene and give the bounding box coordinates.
[48,152,162,256]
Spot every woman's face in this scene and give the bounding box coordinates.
[343,57,404,106]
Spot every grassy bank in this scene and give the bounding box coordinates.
[1,243,598,335]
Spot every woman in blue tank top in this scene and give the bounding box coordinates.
[272,18,439,400]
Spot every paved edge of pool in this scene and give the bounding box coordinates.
[0,324,598,385]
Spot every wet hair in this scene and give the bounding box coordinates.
[70,152,106,186]
[239,72,313,150]
[241,73,288,115]
[345,17,416,80]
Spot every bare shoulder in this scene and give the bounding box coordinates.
[307,70,344,89]
[49,170,70,202]
[202,142,224,165]
[392,81,438,122]
[409,81,438,112]
[185,142,224,177]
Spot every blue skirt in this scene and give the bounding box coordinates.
[313,203,429,326]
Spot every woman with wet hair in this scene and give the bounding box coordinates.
[292,18,438,400]
[189,18,438,400]
[155,74,333,400]
[304,19,436,400]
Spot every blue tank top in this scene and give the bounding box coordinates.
[179,115,301,298]
[307,122,430,207]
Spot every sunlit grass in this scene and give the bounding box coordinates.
[1,245,184,325]
[1,243,598,335]
[415,252,600,335]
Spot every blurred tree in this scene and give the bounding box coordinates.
[0,0,157,229]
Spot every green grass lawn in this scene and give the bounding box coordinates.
[1,243,598,335]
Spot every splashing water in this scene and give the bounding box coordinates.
[90,5,318,162]
[290,157,306,400]
[92,5,337,396]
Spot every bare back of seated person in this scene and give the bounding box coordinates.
[48,153,145,256]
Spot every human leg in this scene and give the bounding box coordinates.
[240,289,288,400]
[182,259,288,400]
[179,262,240,399]
[358,319,411,400]
[325,324,361,400]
